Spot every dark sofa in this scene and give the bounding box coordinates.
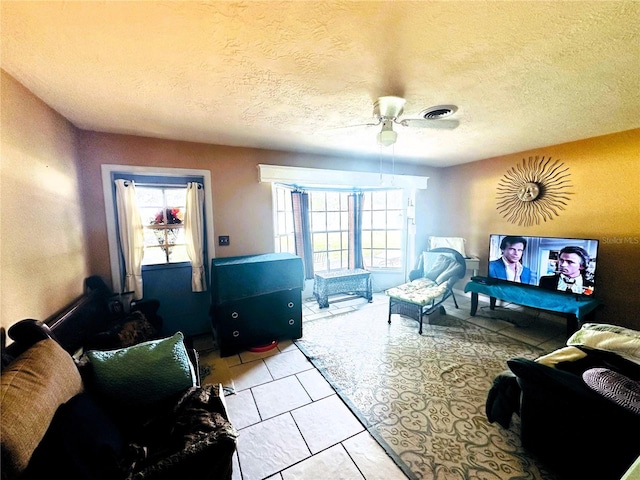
[487,324,640,480]
[508,356,640,480]
[1,276,237,480]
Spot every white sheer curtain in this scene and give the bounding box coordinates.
[115,179,145,299]
[185,182,206,292]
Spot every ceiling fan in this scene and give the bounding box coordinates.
[357,96,459,147]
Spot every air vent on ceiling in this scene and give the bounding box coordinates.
[419,104,458,119]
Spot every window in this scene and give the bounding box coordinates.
[136,186,190,265]
[361,190,404,268]
[274,185,406,272]
[274,186,295,254]
[310,191,350,271]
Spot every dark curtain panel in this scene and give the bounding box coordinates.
[348,192,364,269]
[291,190,314,279]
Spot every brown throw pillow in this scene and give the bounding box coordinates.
[1,339,83,477]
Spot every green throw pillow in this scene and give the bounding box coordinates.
[86,332,196,406]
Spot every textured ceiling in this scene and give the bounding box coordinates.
[2,1,639,167]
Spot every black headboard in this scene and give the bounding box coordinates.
[2,276,115,363]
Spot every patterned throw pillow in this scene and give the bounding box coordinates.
[582,367,640,414]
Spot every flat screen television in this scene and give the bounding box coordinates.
[487,234,599,296]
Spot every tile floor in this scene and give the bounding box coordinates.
[195,288,569,480]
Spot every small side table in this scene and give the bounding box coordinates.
[313,269,372,308]
[465,257,480,277]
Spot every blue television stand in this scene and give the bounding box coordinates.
[463,281,602,337]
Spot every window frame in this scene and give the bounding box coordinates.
[273,184,412,273]
[309,190,350,271]
[360,189,405,270]
[101,165,215,294]
[136,185,189,266]
[273,185,295,255]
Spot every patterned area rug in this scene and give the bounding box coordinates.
[295,302,558,480]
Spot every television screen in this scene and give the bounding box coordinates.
[487,234,599,296]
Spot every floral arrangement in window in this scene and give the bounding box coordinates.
[151,208,183,225]
[149,208,183,256]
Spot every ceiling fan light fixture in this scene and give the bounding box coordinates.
[377,129,397,147]
[377,119,397,146]
[419,104,458,119]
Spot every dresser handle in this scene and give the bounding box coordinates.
[288,319,295,325]
[287,302,294,308]
[231,312,239,319]
[232,330,240,338]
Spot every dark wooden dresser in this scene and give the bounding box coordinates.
[210,253,304,357]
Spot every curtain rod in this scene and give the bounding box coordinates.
[276,182,395,192]
[132,182,202,189]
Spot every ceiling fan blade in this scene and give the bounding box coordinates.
[326,120,381,131]
[399,118,459,130]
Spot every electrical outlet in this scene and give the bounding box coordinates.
[218,235,230,246]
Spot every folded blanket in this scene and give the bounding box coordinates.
[127,384,237,479]
[536,346,587,367]
[567,323,640,365]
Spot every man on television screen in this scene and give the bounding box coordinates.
[539,246,594,295]
[488,236,531,284]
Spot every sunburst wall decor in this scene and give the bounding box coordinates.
[496,156,573,227]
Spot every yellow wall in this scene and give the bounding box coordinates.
[0,71,89,332]
[438,130,640,329]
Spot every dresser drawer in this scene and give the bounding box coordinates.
[212,289,302,356]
